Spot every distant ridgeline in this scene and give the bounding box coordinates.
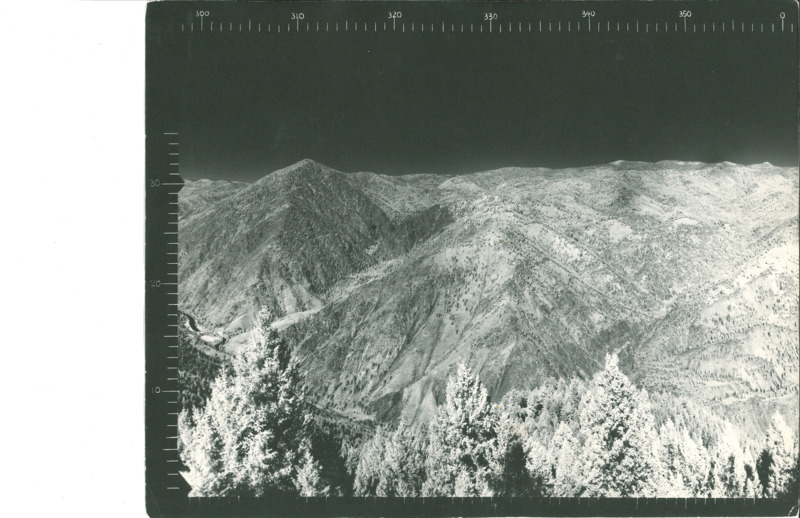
[176,310,799,499]
[176,160,799,498]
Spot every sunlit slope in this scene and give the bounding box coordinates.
[179,160,799,429]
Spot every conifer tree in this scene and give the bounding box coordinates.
[742,462,758,499]
[659,419,697,497]
[423,363,500,497]
[717,452,744,497]
[352,425,388,496]
[682,428,711,496]
[354,423,427,497]
[494,405,537,496]
[523,434,551,495]
[548,422,582,496]
[560,379,585,428]
[778,452,799,500]
[178,409,226,496]
[762,412,795,496]
[178,308,310,496]
[756,449,774,497]
[382,423,427,497]
[712,431,746,498]
[295,442,328,497]
[704,459,723,498]
[576,354,666,497]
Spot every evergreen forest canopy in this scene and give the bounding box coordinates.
[178,311,799,500]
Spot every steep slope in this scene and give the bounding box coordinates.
[178,178,249,221]
[178,159,451,335]
[179,160,799,432]
[343,171,449,223]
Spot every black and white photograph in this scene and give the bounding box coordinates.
[144,1,799,515]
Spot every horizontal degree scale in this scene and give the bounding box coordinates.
[181,18,795,35]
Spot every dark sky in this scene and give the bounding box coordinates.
[167,2,798,181]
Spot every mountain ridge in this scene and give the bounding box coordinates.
[178,159,799,433]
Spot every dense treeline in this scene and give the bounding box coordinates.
[177,327,224,410]
[178,312,799,500]
[349,359,798,499]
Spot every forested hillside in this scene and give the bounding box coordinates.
[178,159,799,433]
[178,314,799,499]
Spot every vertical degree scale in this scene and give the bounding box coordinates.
[158,132,184,491]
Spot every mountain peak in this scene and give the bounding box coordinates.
[253,158,340,186]
[280,158,332,174]
[295,157,326,168]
